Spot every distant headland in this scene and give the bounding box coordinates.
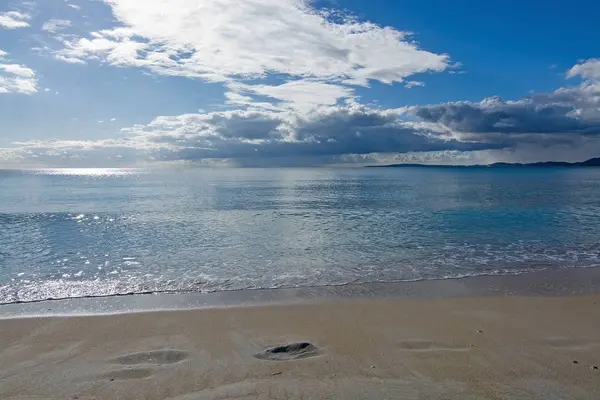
[367,157,600,168]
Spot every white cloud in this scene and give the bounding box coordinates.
[0,11,31,29]
[0,75,38,94]
[227,80,356,112]
[49,0,451,122]
[567,58,600,81]
[13,138,145,150]
[55,54,86,64]
[67,4,81,10]
[56,0,449,89]
[110,117,117,121]
[42,19,72,33]
[0,63,36,78]
[44,87,51,92]
[405,80,425,88]
[0,137,153,167]
[0,52,38,94]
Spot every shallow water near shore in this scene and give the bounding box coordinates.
[2,167,600,305]
[2,265,600,318]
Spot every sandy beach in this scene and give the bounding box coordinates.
[2,293,600,399]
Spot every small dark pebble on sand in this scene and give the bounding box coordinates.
[272,372,283,376]
[109,378,115,381]
[477,330,483,333]
[573,361,579,364]
[593,366,598,370]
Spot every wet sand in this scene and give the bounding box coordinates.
[2,294,600,399]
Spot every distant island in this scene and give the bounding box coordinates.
[367,157,600,168]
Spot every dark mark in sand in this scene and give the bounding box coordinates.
[255,342,320,361]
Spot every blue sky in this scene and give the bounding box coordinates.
[1,0,600,167]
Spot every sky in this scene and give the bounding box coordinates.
[1,0,600,167]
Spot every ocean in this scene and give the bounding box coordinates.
[1,167,600,304]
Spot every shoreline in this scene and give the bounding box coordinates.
[2,265,600,318]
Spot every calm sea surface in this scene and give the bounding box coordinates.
[1,167,600,304]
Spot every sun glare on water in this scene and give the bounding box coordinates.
[33,168,142,177]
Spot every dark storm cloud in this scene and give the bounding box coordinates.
[413,84,600,135]
[142,106,498,163]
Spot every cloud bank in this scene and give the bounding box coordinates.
[410,59,600,157]
[5,104,478,166]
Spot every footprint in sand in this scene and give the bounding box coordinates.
[110,349,188,366]
[543,338,600,350]
[103,350,187,382]
[255,342,321,361]
[397,340,471,352]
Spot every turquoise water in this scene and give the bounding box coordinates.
[1,167,600,304]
